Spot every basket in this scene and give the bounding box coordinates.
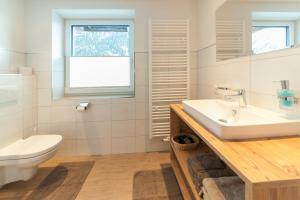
[172,134,200,151]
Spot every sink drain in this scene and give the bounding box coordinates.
[218,119,228,123]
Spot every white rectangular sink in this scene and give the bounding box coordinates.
[183,99,300,140]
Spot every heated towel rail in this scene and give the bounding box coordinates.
[149,19,190,138]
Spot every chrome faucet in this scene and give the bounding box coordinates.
[216,87,247,107]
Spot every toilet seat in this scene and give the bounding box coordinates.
[0,135,62,187]
[0,135,62,162]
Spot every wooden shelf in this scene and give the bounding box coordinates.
[171,143,203,200]
[170,103,300,200]
[171,150,195,200]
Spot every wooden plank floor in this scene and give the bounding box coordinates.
[0,152,170,200]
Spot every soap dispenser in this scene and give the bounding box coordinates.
[276,80,295,110]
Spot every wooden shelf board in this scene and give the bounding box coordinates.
[171,144,202,200]
[171,152,196,200]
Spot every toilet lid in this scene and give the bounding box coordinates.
[0,135,62,161]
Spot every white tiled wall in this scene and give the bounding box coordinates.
[0,74,37,149]
[197,56,251,99]
[0,75,23,148]
[249,49,300,112]
[0,50,26,74]
[0,0,26,74]
[0,0,37,143]
[34,52,197,156]
[33,53,163,155]
[197,47,300,113]
[22,75,38,138]
[24,0,199,155]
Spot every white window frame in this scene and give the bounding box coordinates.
[65,19,135,97]
[252,21,295,50]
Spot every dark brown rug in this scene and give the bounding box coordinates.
[24,161,94,200]
[132,164,183,200]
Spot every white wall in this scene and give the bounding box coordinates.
[198,47,300,113]
[249,49,300,112]
[24,0,199,155]
[197,0,226,50]
[197,0,300,114]
[196,0,226,97]
[196,0,226,68]
[0,0,26,73]
[0,75,23,148]
[0,0,37,142]
[22,75,38,139]
[0,74,37,148]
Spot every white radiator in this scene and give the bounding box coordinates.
[149,19,190,138]
[216,20,246,61]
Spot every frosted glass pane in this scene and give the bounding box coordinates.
[69,57,130,88]
[252,27,288,54]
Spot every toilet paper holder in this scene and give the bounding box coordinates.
[76,102,89,111]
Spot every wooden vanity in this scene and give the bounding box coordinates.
[170,104,300,200]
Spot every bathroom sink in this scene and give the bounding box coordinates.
[182,99,300,140]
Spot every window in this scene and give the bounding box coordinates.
[252,22,294,54]
[65,20,134,97]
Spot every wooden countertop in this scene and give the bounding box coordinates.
[171,104,300,185]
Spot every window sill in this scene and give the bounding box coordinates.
[62,94,135,100]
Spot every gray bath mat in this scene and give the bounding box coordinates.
[0,162,94,200]
[133,164,183,200]
[24,161,94,200]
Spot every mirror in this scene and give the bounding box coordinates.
[216,0,300,61]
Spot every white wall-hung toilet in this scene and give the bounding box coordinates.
[0,135,62,188]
